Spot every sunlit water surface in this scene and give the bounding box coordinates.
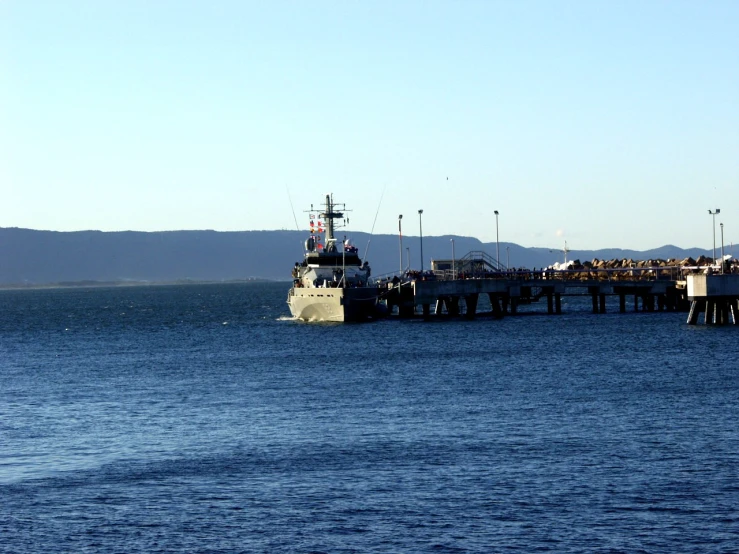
[1,282,738,553]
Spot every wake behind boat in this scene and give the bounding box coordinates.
[287,194,379,322]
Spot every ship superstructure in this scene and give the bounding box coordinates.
[287,194,378,322]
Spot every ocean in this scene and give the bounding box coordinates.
[1,282,737,553]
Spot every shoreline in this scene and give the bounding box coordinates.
[0,278,284,291]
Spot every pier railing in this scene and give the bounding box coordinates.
[375,264,728,288]
[431,266,692,283]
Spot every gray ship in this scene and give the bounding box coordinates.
[287,194,378,322]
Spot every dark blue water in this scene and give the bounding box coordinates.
[1,282,738,553]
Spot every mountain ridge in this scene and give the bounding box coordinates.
[0,227,717,285]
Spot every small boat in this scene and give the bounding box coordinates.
[287,194,378,322]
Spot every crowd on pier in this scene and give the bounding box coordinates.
[378,255,739,286]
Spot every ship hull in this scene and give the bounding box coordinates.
[288,287,378,322]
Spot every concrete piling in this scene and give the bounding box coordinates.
[686,274,739,326]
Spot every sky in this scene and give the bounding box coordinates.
[2,0,737,251]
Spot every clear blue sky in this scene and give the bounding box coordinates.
[2,1,737,251]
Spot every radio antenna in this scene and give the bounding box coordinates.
[286,186,301,231]
[363,184,386,261]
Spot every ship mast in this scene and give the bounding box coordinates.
[320,194,343,244]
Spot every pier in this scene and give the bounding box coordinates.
[382,251,692,320]
[686,273,739,325]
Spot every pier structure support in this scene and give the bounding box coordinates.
[435,296,460,316]
[386,282,416,318]
[429,294,482,319]
[611,284,669,314]
[708,299,737,325]
[664,286,687,312]
[686,274,739,326]
[588,285,611,314]
[539,285,563,315]
[543,287,562,315]
[686,300,700,325]
[411,278,509,320]
[488,293,505,318]
[464,294,479,319]
[688,298,739,325]
[421,303,431,319]
[722,302,730,325]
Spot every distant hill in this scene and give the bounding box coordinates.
[0,227,713,286]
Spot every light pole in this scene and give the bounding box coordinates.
[721,222,725,274]
[494,210,500,266]
[418,209,424,272]
[506,246,510,270]
[450,238,455,280]
[398,214,403,276]
[709,209,720,265]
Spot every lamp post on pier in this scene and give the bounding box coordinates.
[450,238,456,280]
[709,209,720,265]
[506,246,510,270]
[398,214,403,276]
[721,222,725,274]
[494,210,500,267]
[418,209,424,272]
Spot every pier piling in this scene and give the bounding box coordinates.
[686,274,739,325]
